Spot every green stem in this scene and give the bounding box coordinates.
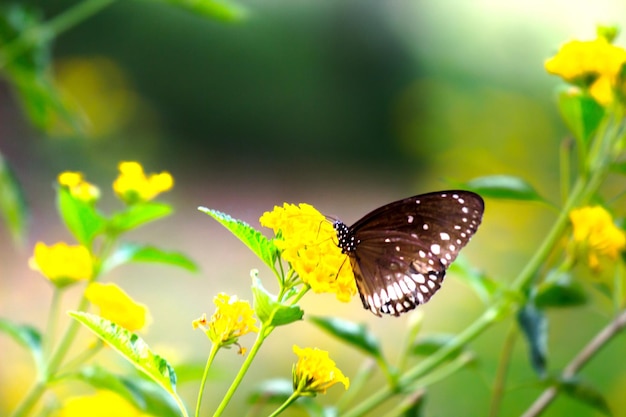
[212,324,273,417]
[267,391,301,417]
[43,288,62,364]
[196,343,220,417]
[0,0,118,70]
[488,324,517,417]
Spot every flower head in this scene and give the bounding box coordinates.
[113,161,173,204]
[260,203,356,302]
[55,390,152,417]
[194,293,258,351]
[545,36,626,106]
[29,242,93,287]
[292,345,349,395]
[570,206,626,270]
[58,171,100,203]
[85,282,150,332]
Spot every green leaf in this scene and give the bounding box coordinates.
[251,273,303,327]
[0,153,28,245]
[78,365,182,417]
[102,243,199,274]
[68,312,178,397]
[449,255,500,303]
[56,186,106,245]
[199,207,279,271]
[534,272,588,308]
[548,376,612,416]
[108,202,172,234]
[0,318,43,371]
[463,175,544,202]
[160,0,247,22]
[557,87,605,147]
[308,316,382,360]
[410,333,464,359]
[517,303,548,377]
[247,379,324,416]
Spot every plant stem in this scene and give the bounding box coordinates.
[488,324,517,417]
[212,324,273,417]
[521,309,626,417]
[267,391,301,417]
[196,343,220,417]
[43,288,62,365]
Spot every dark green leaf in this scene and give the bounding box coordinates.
[161,0,247,22]
[534,272,588,308]
[308,316,382,360]
[108,202,172,234]
[199,207,279,271]
[79,366,181,417]
[517,303,548,377]
[251,274,303,327]
[410,333,464,359]
[553,376,612,416]
[102,243,198,273]
[557,87,605,147]
[0,318,43,371]
[0,153,28,245]
[463,175,544,202]
[56,186,106,245]
[448,255,500,303]
[68,312,178,395]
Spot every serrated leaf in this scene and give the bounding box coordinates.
[410,333,464,359]
[557,87,605,147]
[68,312,177,396]
[0,153,28,245]
[517,303,548,377]
[463,175,544,202]
[108,202,172,234]
[79,366,181,417]
[56,186,106,245]
[0,318,43,371]
[308,316,382,360]
[251,274,304,327]
[199,207,278,270]
[534,272,588,308]
[161,0,247,22]
[551,376,612,416]
[102,243,198,274]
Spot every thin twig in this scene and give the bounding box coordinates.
[521,309,626,417]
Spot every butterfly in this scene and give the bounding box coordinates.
[333,190,484,316]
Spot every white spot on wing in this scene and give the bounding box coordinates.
[430,244,441,255]
[440,232,450,240]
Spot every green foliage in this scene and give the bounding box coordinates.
[0,318,43,372]
[0,153,28,245]
[56,186,107,246]
[252,274,304,327]
[464,175,545,202]
[308,316,383,360]
[517,303,548,377]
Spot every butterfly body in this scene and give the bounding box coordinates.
[334,190,484,316]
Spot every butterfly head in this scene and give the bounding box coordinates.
[333,220,358,254]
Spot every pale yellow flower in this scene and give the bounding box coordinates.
[58,171,100,203]
[85,282,150,332]
[54,390,152,417]
[260,203,356,302]
[570,206,626,269]
[292,345,349,395]
[29,242,93,287]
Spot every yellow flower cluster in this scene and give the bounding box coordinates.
[58,171,100,203]
[570,206,626,269]
[292,345,349,395]
[29,242,93,287]
[85,282,150,332]
[545,36,626,106]
[193,293,258,349]
[113,161,173,204]
[260,203,356,302]
[55,390,152,417]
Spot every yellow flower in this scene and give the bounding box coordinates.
[545,37,626,105]
[55,390,152,417]
[58,171,100,203]
[194,293,258,350]
[260,203,357,302]
[113,161,173,204]
[85,283,150,332]
[292,345,349,395]
[29,242,93,287]
[570,206,626,270]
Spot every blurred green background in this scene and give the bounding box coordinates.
[2,1,626,416]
